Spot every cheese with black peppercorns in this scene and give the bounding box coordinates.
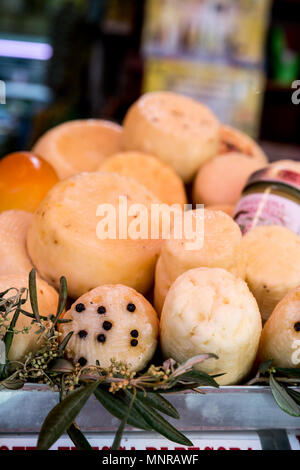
[59,284,159,371]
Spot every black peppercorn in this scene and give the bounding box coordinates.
[127,303,136,312]
[75,303,85,312]
[103,321,112,331]
[294,322,300,332]
[97,334,106,343]
[130,330,139,338]
[78,357,87,366]
[78,330,88,339]
[131,339,138,347]
[97,306,106,314]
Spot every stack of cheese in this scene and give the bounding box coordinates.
[1,90,298,384]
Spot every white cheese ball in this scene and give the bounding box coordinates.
[259,286,300,368]
[0,274,58,361]
[121,91,220,182]
[0,210,33,276]
[154,209,245,313]
[160,268,262,385]
[59,284,159,371]
[241,225,300,321]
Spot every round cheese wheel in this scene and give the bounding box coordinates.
[241,225,300,321]
[33,119,122,179]
[160,267,262,385]
[193,152,267,206]
[155,209,245,311]
[0,274,58,361]
[121,92,220,182]
[27,172,162,298]
[0,210,33,276]
[259,286,300,368]
[59,284,159,371]
[98,151,187,207]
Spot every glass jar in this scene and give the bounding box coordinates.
[233,161,300,235]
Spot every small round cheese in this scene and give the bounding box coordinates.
[241,225,300,321]
[59,284,159,371]
[259,286,300,368]
[161,209,245,284]
[98,151,187,207]
[0,274,58,361]
[27,172,162,298]
[0,210,33,276]
[160,267,262,385]
[33,119,122,179]
[121,91,220,182]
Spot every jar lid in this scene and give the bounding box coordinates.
[245,160,300,192]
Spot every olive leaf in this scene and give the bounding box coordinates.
[58,332,73,355]
[173,370,220,388]
[286,388,300,405]
[52,277,68,327]
[67,423,93,450]
[0,377,24,390]
[129,392,193,447]
[94,387,151,431]
[275,367,300,378]
[37,381,100,450]
[112,390,136,450]
[171,353,218,378]
[259,360,273,375]
[161,383,204,394]
[3,302,22,355]
[135,390,179,419]
[28,269,41,324]
[269,374,300,417]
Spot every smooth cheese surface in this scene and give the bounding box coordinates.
[27,172,163,298]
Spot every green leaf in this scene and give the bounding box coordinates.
[270,375,300,417]
[259,360,273,375]
[53,277,68,327]
[58,332,73,355]
[28,269,41,323]
[94,387,151,431]
[67,423,93,450]
[135,390,179,419]
[174,370,219,388]
[275,367,300,378]
[131,394,193,446]
[286,388,300,406]
[162,383,203,394]
[3,304,21,356]
[112,390,136,450]
[37,381,99,450]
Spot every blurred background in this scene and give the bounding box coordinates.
[0,0,299,159]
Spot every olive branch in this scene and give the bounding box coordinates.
[1,270,299,450]
[0,270,220,450]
